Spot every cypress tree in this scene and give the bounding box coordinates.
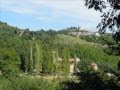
[34,41,43,74]
[62,47,70,74]
[29,41,34,73]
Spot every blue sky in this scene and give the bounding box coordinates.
[0,0,102,31]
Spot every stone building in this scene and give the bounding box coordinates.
[69,57,80,74]
[52,51,80,74]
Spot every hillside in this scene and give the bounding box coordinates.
[0,21,120,90]
[0,21,119,74]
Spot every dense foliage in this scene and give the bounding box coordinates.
[84,0,120,32]
[84,0,120,56]
[0,21,120,89]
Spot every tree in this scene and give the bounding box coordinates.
[0,48,20,77]
[62,47,70,74]
[34,41,43,74]
[84,0,120,54]
[42,46,53,74]
[84,0,120,32]
[29,41,34,73]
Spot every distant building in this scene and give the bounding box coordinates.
[52,51,80,74]
[68,30,100,37]
[15,30,25,37]
[91,62,98,71]
[69,57,80,74]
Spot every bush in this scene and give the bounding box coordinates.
[0,48,20,77]
[0,77,63,90]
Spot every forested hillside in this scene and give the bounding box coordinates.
[0,21,120,90]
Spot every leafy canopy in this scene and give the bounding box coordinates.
[84,0,120,32]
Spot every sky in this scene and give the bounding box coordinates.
[0,0,102,31]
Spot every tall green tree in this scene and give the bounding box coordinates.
[34,41,43,74]
[62,47,70,74]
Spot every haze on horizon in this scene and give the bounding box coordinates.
[0,0,102,31]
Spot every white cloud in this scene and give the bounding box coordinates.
[0,0,102,30]
[1,0,101,16]
[35,16,47,20]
